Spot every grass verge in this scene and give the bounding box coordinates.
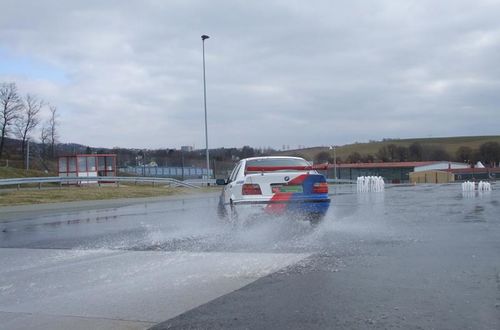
[0,184,217,206]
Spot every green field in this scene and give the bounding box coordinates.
[277,135,500,161]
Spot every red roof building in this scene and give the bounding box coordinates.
[325,161,470,183]
[333,161,438,169]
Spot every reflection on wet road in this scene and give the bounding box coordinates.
[2,185,498,255]
[0,185,500,253]
[1,184,499,330]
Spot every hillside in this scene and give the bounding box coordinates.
[0,167,53,179]
[276,135,500,162]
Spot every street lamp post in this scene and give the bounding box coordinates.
[142,151,146,177]
[330,145,337,180]
[334,146,337,179]
[181,149,185,181]
[201,34,210,180]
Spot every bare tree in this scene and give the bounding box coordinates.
[48,105,58,158]
[40,125,50,159]
[0,83,23,158]
[15,94,44,165]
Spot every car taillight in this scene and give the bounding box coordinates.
[313,182,328,194]
[242,184,262,195]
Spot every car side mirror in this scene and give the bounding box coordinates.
[216,178,228,186]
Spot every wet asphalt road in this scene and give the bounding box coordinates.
[1,184,499,329]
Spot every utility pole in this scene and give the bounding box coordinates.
[26,139,30,173]
[201,34,210,179]
[181,149,185,181]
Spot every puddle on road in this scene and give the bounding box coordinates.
[2,185,498,255]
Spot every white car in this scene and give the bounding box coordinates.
[218,156,330,225]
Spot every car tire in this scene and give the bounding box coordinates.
[308,213,324,227]
[217,197,228,220]
[229,200,239,224]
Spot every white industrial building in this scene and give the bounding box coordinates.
[413,162,470,173]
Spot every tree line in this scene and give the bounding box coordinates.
[315,142,500,167]
[0,82,58,166]
[100,145,276,168]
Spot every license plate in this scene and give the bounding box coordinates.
[272,185,303,193]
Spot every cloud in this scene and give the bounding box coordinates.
[0,0,499,149]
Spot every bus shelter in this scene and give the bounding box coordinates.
[58,154,117,183]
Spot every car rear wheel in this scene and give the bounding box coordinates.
[229,200,239,224]
[217,197,228,220]
[308,213,324,226]
[218,198,239,226]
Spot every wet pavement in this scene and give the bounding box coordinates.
[1,184,499,329]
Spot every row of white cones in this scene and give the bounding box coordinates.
[462,180,491,192]
[357,176,385,192]
[354,177,491,193]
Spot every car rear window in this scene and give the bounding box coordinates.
[245,158,310,172]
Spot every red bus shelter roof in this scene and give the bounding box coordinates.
[58,154,117,158]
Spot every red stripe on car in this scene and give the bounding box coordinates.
[265,192,293,213]
[288,174,308,185]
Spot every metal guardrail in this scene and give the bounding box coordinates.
[183,178,217,186]
[0,176,201,189]
[0,176,354,188]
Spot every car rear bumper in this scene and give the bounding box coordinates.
[231,197,330,217]
[233,198,330,205]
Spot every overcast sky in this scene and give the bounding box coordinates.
[1,0,499,149]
